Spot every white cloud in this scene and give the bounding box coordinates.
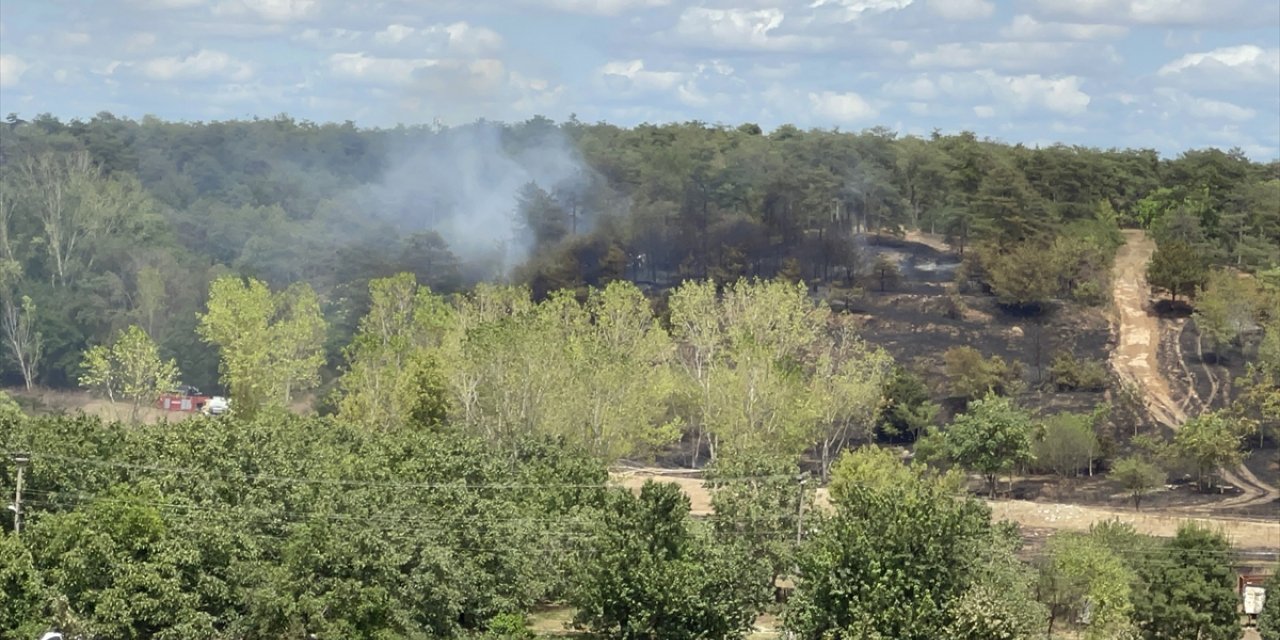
[0,55,30,88]
[1001,15,1128,40]
[303,22,503,56]
[442,22,504,56]
[1186,98,1255,121]
[973,105,996,118]
[670,7,825,51]
[328,52,512,97]
[534,0,669,14]
[882,75,937,100]
[981,71,1091,115]
[909,41,1121,73]
[57,31,93,47]
[808,91,878,123]
[1029,0,1274,27]
[600,59,685,92]
[810,0,913,20]
[927,0,993,21]
[131,0,207,8]
[598,59,739,108]
[329,52,436,85]
[886,71,1091,116]
[125,32,159,52]
[213,0,318,22]
[373,24,415,45]
[1154,88,1257,122]
[141,49,253,81]
[1158,45,1280,85]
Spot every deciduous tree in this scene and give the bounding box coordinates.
[77,325,179,422]
[197,276,327,417]
[571,481,769,640]
[787,447,1038,640]
[1171,411,1246,491]
[1109,456,1165,511]
[1037,533,1136,639]
[942,394,1034,498]
[1132,524,1239,640]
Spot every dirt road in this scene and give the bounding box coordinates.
[1109,230,1279,511]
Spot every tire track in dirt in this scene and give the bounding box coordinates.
[1109,230,1279,512]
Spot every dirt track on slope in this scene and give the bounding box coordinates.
[1108,230,1279,511]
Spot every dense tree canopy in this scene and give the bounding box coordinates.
[0,112,1275,640]
[0,114,1274,392]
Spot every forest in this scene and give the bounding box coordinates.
[1,112,1279,639]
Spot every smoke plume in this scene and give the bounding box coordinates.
[362,121,590,280]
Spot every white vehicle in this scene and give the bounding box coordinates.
[204,396,231,415]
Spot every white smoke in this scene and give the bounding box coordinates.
[362,121,589,279]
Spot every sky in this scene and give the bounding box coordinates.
[0,0,1278,159]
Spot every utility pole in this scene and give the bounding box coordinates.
[795,472,808,546]
[9,452,29,536]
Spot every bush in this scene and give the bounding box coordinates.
[876,366,939,442]
[944,346,1017,400]
[1259,571,1280,640]
[986,244,1058,310]
[1070,280,1106,306]
[1048,351,1109,391]
[1033,412,1100,479]
[483,613,534,639]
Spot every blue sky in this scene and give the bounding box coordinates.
[1,0,1277,158]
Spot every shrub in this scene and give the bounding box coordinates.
[1049,351,1109,391]
[986,244,1057,310]
[1071,280,1106,306]
[944,346,1016,400]
[1033,412,1100,479]
[484,613,535,639]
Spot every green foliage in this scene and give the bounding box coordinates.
[1131,524,1239,640]
[0,532,46,639]
[985,244,1058,310]
[869,253,902,292]
[1259,571,1280,640]
[336,273,453,430]
[1170,411,1247,490]
[0,389,26,425]
[1194,268,1262,357]
[437,280,678,461]
[1048,351,1110,391]
[944,346,1017,400]
[876,365,939,442]
[1146,240,1207,303]
[706,454,811,592]
[940,394,1035,497]
[827,445,965,505]
[0,413,609,638]
[1109,456,1166,510]
[1037,533,1137,639]
[483,613,534,639]
[570,481,769,640]
[197,276,327,416]
[787,450,1038,640]
[669,278,886,466]
[77,325,180,421]
[1033,411,1100,479]
[0,115,1275,395]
